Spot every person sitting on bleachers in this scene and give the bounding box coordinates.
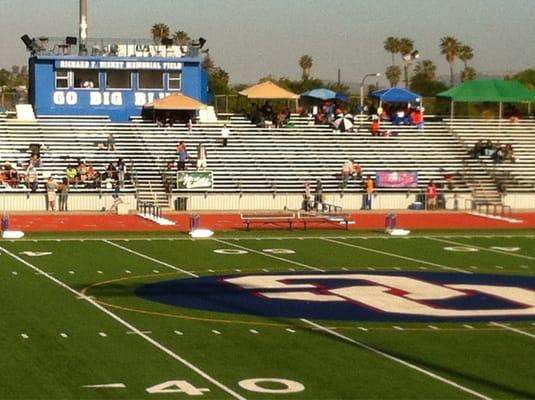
[104,162,117,181]
[469,139,486,158]
[410,107,424,128]
[492,145,505,163]
[370,117,381,136]
[393,109,405,125]
[66,165,78,184]
[504,144,516,162]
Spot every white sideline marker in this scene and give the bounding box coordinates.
[21,333,29,339]
[82,383,126,389]
[174,330,183,336]
[11,271,18,275]
[393,326,404,331]
[97,270,103,274]
[463,324,474,329]
[125,270,131,274]
[249,329,259,335]
[302,319,492,400]
[428,325,439,330]
[212,330,221,335]
[98,332,107,337]
[357,327,369,332]
[60,333,69,338]
[68,271,75,274]
[152,270,160,273]
[0,245,245,400]
[286,328,296,333]
[126,330,152,335]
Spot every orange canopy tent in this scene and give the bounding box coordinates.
[238,81,299,99]
[144,93,207,110]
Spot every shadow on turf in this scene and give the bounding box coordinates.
[307,327,534,399]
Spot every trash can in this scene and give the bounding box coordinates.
[1,214,9,231]
[190,214,200,231]
[385,213,397,230]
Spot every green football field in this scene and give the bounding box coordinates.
[1,231,534,399]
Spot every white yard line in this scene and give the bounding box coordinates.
[102,239,198,277]
[322,238,470,274]
[214,239,325,272]
[0,245,246,400]
[489,322,535,339]
[427,237,535,261]
[301,318,493,400]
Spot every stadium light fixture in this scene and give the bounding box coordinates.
[360,72,381,121]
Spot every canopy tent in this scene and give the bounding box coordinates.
[436,80,535,125]
[144,93,207,110]
[238,81,299,100]
[300,88,348,102]
[369,87,422,104]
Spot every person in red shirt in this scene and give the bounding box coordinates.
[370,117,380,136]
[426,180,438,210]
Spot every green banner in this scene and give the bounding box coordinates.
[176,171,213,190]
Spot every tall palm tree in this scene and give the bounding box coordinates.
[151,23,170,44]
[413,59,436,81]
[299,55,313,81]
[173,30,191,46]
[440,36,461,87]
[398,38,415,88]
[383,36,401,65]
[385,65,402,87]
[458,44,474,69]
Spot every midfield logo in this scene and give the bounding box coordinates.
[136,272,535,322]
[225,274,535,318]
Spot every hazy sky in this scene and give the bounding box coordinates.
[1,0,534,86]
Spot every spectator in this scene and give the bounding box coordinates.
[66,165,78,184]
[58,177,69,211]
[314,178,323,212]
[370,117,381,136]
[220,124,230,147]
[176,141,188,170]
[106,132,116,151]
[470,139,486,158]
[426,180,438,210]
[46,176,58,211]
[116,157,126,188]
[104,162,117,181]
[196,144,208,170]
[26,164,38,192]
[108,182,123,213]
[303,180,313,211]
[364,175,374,210]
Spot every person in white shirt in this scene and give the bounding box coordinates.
[221,124,230,147]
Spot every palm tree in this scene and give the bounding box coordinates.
[461,66,477,82]
[385,65,402,87]
[398,38,415,88]
[173,30,191,46]
[299,55,313,81]
[151,23,170,44]
[383,36,401,65]
[440,36,461,87]
[413,60,436,81]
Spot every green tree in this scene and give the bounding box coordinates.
[299,55,313,81]
[151,23,170,44]
[440,36,461,87]
[412,59,436,81]
[383,36,401,65]
[458,44,475,82]
[507,68,535,89]
[461,66,477,82]
[173,30,191,46]
[385,65,402,87]
[202,54,232,95]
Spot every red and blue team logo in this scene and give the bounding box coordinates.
[135,272,535,322]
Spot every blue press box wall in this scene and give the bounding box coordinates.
[29,55,208,122]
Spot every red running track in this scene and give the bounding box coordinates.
[5,211,535,233]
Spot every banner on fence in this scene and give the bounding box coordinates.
[376,171,418,188]
[176,171,213,190]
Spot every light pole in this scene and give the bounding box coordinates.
[360,72,381,121]
[402,50,420,88]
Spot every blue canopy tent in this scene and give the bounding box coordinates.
[301,88,348,102]
[369,87,422,107]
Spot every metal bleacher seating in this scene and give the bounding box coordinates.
[1,114,534,209]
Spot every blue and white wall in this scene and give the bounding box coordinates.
[29,55,208,122]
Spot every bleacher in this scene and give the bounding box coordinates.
[1,114,534,210]
[446,118,535,193]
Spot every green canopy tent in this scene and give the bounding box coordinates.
[437,80,535,129]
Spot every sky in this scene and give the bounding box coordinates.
[0,0,534,87]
